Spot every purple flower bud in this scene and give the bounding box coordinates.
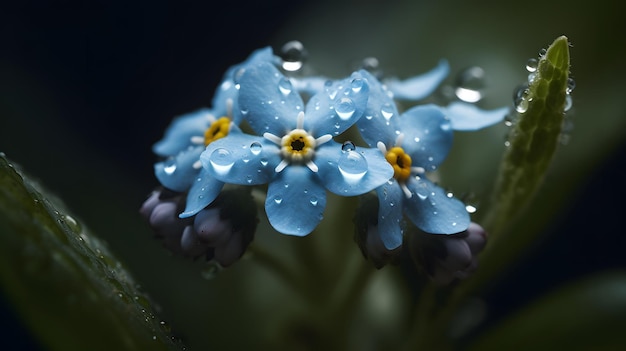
[408,222,488,285]
[139,186,258,266]
[193,207,232,246]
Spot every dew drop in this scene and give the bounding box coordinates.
[335,97,356,120]
[328,89,338,100]
[61,214,82,233]
[566,77,576,94]
[250,142,262,155]
[381,103,394,120]
[351,78,364,93]
[310,196,318,206]
[513,85,530,113]
[163,159,177,175]
[564,94,573,112]
[341,140,356,152]
[454,66,485,103]
[525,58,538,72]
[415,182,429,200]
[274,196,283,204]
[465,205,477,213]
[280,40,307,72]
[338,150,368,183]
[278,78,293,95]
[209,148,235,176]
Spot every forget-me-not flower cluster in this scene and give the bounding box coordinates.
[140,43,509,272]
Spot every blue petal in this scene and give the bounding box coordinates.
[356,69,400,147]
[403,176,470,234]
[211,47,279,125]
[238,62,304,136]
[316,142,393,196]
[445,102,510,131]
[200,131,280,185]
[399,104,453,171]
[265,166,326,236]
[385,59,450,101]
[304,71,369,137]
[154,146,203,192]
[375,179,405,249]
[152,109,213,157]
[179,167,224,218]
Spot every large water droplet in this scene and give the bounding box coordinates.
[310,196,318,206]
[250,142,262,155]
[334,97,355,120]
[209,148,235,176]
[278,78,293,95]
[280,40,307,72]
[274,196,283,204]
[163,159,177,175]
[338,150,368,183]
[454,66,485,103]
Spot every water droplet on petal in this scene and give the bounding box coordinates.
[278,78,293,95]
[381,103,394,121]
[415,182,429,200]
[338,150,368,183]
[163,159,177,175]
[335,97,355,120]
[351,78,364,93]
[341,140,356,152]
[250,142,262,155]
[209,148,235,176]
[274,196,283,204]
[310,196,318,206]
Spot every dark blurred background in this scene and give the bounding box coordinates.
[1,0,625,350]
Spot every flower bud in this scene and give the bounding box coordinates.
[408,222,488,285]
[353,193,403,269]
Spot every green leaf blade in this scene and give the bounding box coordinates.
[0,153,184,351]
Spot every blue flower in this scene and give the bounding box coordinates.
[356,69,508,249]
[152,47,278,218]
[201,61,394,236]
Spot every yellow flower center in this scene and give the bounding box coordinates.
[385,146,412,182]
[204,117,231,146]
[281,129,316,162]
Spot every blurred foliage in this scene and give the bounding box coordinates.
[0,154,184,351]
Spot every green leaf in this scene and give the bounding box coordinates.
[484,35,571,237]
[468,272,626,351]
[0,153,185,351]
